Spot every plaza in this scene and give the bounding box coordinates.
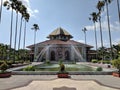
[0,75,120,90]
[0,0,120,90]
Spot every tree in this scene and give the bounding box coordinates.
[113,44,120,59]
[13,0,22,61]
[23,13,30,61]
[112,59,120,77]
[31,24,39,61]
[0,0,3,23]
[18,5,27,51]
[17,4,27,60]
[3,0,15,60]
[0,44,4,59]
[82,27,87,61]
[96,1,105,60]
[116,0,120,24]
[89,12,98,59]
[104,0,113,59]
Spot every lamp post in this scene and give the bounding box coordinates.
[82,27,87,61]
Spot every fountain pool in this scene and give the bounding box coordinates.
[34,63,96,71]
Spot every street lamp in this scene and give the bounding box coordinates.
[82,27,87,61]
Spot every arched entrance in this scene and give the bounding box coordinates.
[50,51,55,61]
[65,51,70,60]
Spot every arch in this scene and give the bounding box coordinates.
[50,51,55,61]
[65,50,70,60]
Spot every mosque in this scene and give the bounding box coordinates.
[27,27,94,62]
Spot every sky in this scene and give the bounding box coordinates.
[0,0,120,50]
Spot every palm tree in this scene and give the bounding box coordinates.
[96,1,105,60]
[0,0,3,23]
[89,12,98,59]
[104,0,113,59]
[31,24,39,61]
[13,0,22,61]
[23,13,30,61]
[82,27,87,61]
[23,12,30,50]
[116,0,120,24]
[17,4,27,60]
[3,0,15,60]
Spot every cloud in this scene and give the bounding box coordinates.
[34,9,39,13]
[86,16,120,32]
[19,0,39,17]
[78,40,84,43]
[2,0,39,17]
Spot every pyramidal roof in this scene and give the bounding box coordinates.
[47,27,73,38]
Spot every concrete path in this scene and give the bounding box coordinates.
[12,79,118,90]
[0,75,120,90]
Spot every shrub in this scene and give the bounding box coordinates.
[19,60,24,64]
[60,64,65,72]
[96,67,103,71]
[103,60,111,64]
[45,60,50,64]
[0,61,8,72]
[24,60,31,64]
[91,59,98,63]
[7,60,13,65]
[112,59,120,73]
[72,61,76,64]
[23,66,35,71]
[59,59,63,65]
[0,60,4,65]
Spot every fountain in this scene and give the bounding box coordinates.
[27,27,93,62]
[35,43,85,62]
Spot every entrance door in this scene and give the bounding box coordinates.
[50,51,55,61]
[65,51,70,60]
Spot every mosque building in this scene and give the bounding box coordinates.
[27,27,94,62]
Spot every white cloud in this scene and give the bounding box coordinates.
[96,39,120,48]
[86,18,120,32]
[2,0,39,17]
[19,0,39,17]
[78,40,84,43]
[34,9,39,13]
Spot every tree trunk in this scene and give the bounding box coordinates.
[117,0,120,24]
[14,11,19,61]
[99,16,104,60]
[23,21,26,61]
[34,30,36,61]
[9,9,13,60]
[0,0,3,23]
[94,22,98,59]
[105,1,113,60]
[18,17,23,60]
[18,17,23,50]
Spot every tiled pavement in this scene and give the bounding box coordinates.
[0,75,120,90]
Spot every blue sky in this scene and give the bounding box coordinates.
[0,0,120,49]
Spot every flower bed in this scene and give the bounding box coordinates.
[57,73,69,78]
[0,72,11,78]
[112,72,120,77]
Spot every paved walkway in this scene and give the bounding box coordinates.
[0,75,120,90]
[7,62,43,72]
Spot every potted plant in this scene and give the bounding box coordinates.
[57,63,69,78]
[0,61,11,78]
[112,59,120,77]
